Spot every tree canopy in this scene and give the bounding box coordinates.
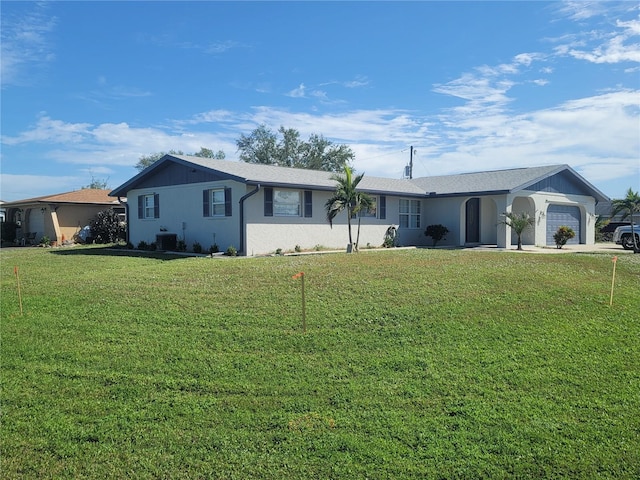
[135,147,225,171]
[83,175,109,190]
[236,125,354,172]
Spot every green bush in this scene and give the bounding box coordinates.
[192,242,202,253]
[553,225,576,249]
[225,245,237,256]
[425,224,449,246]
[89,209,126,244]
[209,243,219,254]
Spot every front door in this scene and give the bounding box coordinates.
[465,198,480,243]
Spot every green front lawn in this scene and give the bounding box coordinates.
[2,246,639,478]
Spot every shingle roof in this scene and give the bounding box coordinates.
[110,155,426,197]
[2,189,121,207]
[411,165,564,195]
[109,156,608,203]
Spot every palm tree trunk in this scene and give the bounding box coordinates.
[347,209,354,252]
[517,235,523,250]
[355,216,362,252]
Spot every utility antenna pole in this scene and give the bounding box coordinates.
[409,146,414,179]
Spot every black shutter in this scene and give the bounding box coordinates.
[225,188,232,216]
[138,195,144,219]
[264,187,273,216]
[379,195,386,220]
[304,190,312,218]
[203,190,210,217]
[154,194,160,218]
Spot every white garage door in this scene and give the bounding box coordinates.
[546,205,581,245]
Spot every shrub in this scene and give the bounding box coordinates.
[89,209,126,244]
[40,236,51,247]
[209,243,219,254]
[294,245,302,253]
[225,245,237,256]
[192,242,202,253]
[553,226,576,249]
[176,240,187,252]
[425,224,449,247]
[275,248,283,255]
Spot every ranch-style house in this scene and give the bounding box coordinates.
[109,154,608,256]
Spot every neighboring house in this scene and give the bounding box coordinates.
[2,190,124,245]
[110,155,607,255]
[109,155,608,255]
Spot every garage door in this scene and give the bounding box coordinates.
[546,205,581,245]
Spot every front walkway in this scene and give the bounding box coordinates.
[465,243,629,254]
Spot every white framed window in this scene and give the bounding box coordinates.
[210,189,225,216]
[203,187,231,217]
[274,190,301,216]
[399,199,421,228]
[144,194,155,218]
[138,193,159,219]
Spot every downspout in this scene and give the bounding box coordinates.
[239,184,260,255]
[118,197,129,244]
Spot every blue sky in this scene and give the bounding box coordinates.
[1,1,639,202]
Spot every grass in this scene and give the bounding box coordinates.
[1,245,639,479]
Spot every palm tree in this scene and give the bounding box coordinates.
[611,188,640,253]
[499,212,534,250]
[325,166,372,252]
[353,191,375,252]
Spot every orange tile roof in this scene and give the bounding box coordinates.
[2,189,122,207]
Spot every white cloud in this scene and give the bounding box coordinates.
[555,7,640,64]
[0,3,57,87]
[287,83,306,98]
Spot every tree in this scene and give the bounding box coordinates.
[236,125,354,172]
[325,166,372,252]
[499,212,534,250]
[193,147,225,159]
[135,150,183,171]
[352,190,375,252]
[611,187,640,253]
[83,175,109,190]
[134,147,225,171]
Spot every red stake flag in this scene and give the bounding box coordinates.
[612,256,618,263]
[292,272,304,279]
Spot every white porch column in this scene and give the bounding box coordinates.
[496,196,511,248]
[532,196,548,247]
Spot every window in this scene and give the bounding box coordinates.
[358,196,377,218]
[203,188,231,217]
[274,190,301,216]
[399,199,421,228]
[138,194,159,219]
[264,188,302,217]
[264,188,311,217]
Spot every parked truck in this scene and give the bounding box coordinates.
[612,224,640,250]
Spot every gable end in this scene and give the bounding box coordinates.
[134,162,230,190]
[526,171,592,196]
